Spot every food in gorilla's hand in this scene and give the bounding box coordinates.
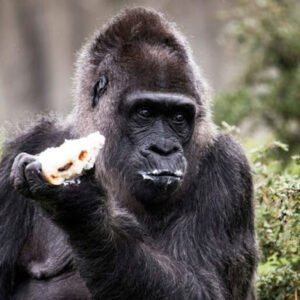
[38,132,105,185]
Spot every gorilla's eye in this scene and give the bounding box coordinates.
[92,75,108,108]
[173,113,186,125]
[137,108,152,119]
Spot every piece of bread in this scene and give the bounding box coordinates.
[38,132,105,185]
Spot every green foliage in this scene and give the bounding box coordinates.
[214,89,253,126]
[215,0,300,154]
[250,142,300,299]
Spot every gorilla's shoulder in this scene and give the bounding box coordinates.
[209,134,251,171]
[215,133,248,157]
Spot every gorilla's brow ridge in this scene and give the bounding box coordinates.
[126,91,195,107]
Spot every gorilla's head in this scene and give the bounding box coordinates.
[73,8,216,206]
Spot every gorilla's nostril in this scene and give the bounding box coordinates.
[149,144,178,156]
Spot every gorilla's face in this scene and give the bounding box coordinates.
[116,91,196,205]
[84,43,199,205]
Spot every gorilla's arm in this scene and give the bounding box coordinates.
[11,160,221,299]
[195,135,257,299]
[11,135,255,299]
[0,119,71,298]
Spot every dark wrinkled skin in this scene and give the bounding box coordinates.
[0,8,257,300]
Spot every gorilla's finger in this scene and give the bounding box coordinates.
[25,161,47,192]
[11,153,36,194]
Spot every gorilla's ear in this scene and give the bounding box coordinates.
[92,75,108,108]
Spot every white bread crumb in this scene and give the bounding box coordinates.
[38,132,105,185]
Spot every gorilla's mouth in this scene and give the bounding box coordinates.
[139,169,183,184]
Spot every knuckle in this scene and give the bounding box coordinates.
[12,153,36,174]
[21,155,36,166]
[25,161,41,173]
[15,152,25,160]
[15,152,29,162]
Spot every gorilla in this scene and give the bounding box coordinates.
[0,8,257,300]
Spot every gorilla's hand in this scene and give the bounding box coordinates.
[10,152,102,223]
[11,152,58,199]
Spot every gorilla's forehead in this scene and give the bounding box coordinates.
[114,43,197,96]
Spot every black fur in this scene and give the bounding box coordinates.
[0,8,257,300]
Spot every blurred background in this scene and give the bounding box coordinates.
[0,0,239,121]
[0,0,299,299]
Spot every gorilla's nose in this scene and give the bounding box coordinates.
[148,142,179,157]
